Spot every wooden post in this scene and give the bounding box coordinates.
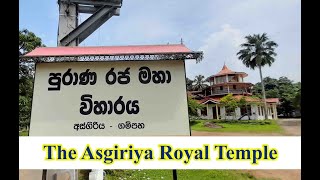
[173,170,178,180]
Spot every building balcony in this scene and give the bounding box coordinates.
[208,89,251,96]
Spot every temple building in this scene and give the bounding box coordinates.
[189,64,279,120]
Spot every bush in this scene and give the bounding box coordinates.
[209,120,272,125]
[189,120,201,126]
[189,115,202,120]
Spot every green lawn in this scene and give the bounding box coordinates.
[19,130,29,136]
[93,170,275,180]
[191,120,283,133]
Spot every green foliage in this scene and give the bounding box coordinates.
[100,169,270,180]
[220,94,248,118]
[19,29,45,129]
[220,94,238,117]
[193,74,208,91]
[209,120,271,125]
[237,33,278,119]
[186,77,194,91]
[19,29,45,55]
[19,130,29,136]
[188,97,205,116]
[293,88,301,111]
[237,33,278,70]
[238,96,247,107]
[252,76,301,116]
[78,170,91,180]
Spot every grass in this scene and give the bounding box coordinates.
[77,170,275,180]
[191,120,284,133]
[19,130,29,136]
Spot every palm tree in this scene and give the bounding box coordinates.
[193,75,207,91]
[237,33,278,119]
[186,77,195,91]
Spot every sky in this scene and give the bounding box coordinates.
[19,0,301,83]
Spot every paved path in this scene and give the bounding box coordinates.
[242,170,301,180]
[277,118,301,136]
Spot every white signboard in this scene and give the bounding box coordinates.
[29,60,190,136]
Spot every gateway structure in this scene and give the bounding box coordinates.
[189,64,279,120]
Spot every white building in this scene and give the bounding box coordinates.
[190,64,279,120]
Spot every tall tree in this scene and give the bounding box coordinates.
[237,33,278,119]
[193,75,208,91]
[19,29,45,130]
[253,77,280,98]
[277,77,299,116]
[252,76,300,117]
[186,77,194,91]
[187,97,204,117]
[220,94,239,120]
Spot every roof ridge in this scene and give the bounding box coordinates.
[37,44,187,48]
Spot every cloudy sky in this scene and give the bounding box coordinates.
[19,0,301,83]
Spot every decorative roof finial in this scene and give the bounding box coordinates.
[180,38,183,45]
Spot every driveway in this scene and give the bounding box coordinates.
[191,119,301,180]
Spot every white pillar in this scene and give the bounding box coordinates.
[197,109,201,116]
[216,104,219,120]
[220,106,226,119]
[273,104,278,119]
[235,107,241,119]
[89,170,105,180]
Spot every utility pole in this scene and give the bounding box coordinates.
[57,0,122,47]
[57,0,79,46]
[43,1,123,180]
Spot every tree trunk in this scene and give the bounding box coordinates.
[259,65,268,120]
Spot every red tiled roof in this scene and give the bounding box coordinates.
[24,44,191,57]
[211,64,248,77]
[233,95,261,102]
[198,95,279,104]
[197,97,221,104]
[216,64,234,76]
[265,98,279,103]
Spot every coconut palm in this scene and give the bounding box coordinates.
[186,77,195,91]
[193,75,208,91]
[237,33,278,119]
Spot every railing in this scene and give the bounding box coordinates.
[210,89,247,95]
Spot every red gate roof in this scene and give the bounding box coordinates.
[24,44,192,57]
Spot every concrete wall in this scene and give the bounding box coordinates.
[19,170,43,180]
[198,103,278,120]
[198,104,215,119]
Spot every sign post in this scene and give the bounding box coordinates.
[22,44,203,180]
[30,60,191,136]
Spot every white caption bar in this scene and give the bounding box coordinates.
[19,136,300,169]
